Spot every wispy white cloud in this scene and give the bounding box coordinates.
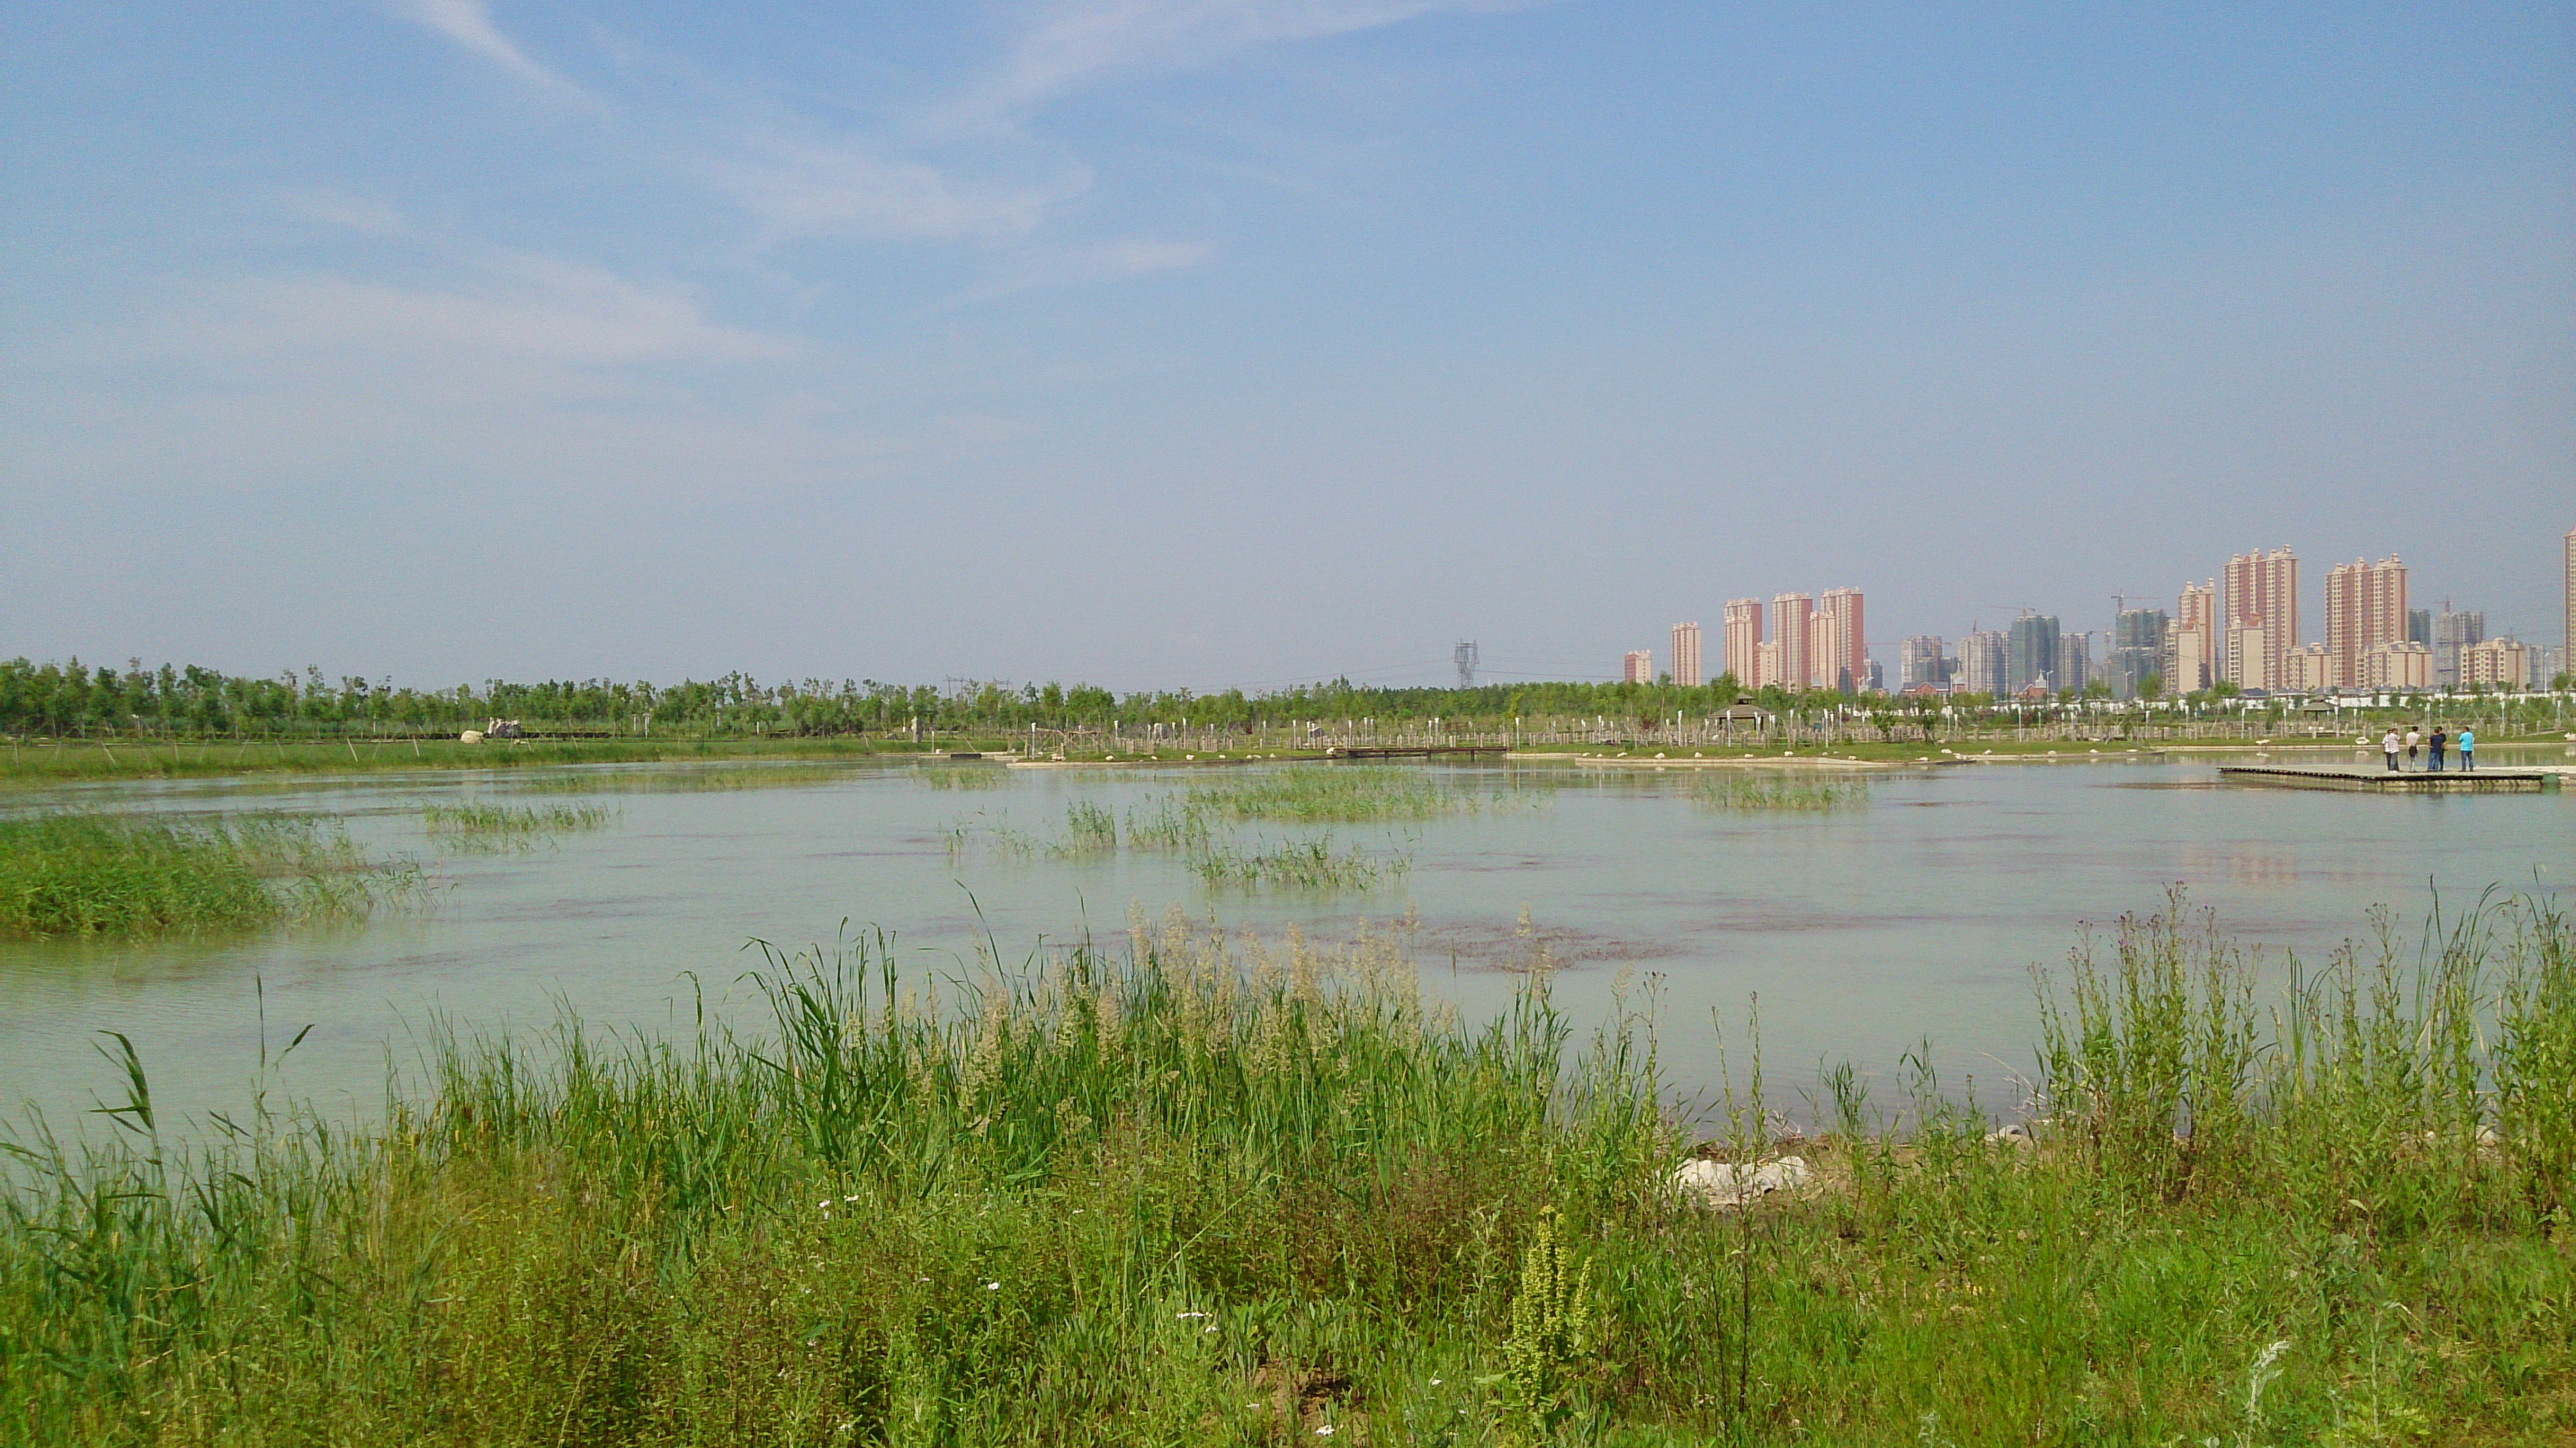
[281,188,415,238]
[955,235,1213,301]
[392,0,601,108]
[42,246,793,379]
[704,135,1092,243]
[1077,237,1211,275]
[946,0,1519,125]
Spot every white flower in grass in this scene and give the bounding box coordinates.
[984,1281,1001,1291]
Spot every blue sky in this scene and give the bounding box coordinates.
[5,2,2570,689]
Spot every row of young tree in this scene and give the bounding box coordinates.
[0,657,1891,738]
[6,656,2561,740]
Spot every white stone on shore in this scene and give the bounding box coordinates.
[1674,1155,1811,1209]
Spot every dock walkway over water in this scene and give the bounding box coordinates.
[2217,765,2557,794]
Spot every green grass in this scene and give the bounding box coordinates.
[1052,801,1119,859]
[8,892,2566,1443]
[1181,765,1530,823]
[502,763,871,794]
[942,787,1412,890]
[0,736,945,788]
[917,765,1013,790]
[1689,774,1871,812]
[1189,835,1412,891]
[0,811,421,938]
[421,802,616,853]
[1123,795,1214,853]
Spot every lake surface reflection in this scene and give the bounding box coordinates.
[3,752,2568,1136]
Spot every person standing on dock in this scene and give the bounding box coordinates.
[2458,726,2475,771]
[2382,727,2402,771]
[2427,726,2447,772]
[2405,727,2421,769]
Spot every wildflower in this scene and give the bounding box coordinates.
[985,1281,1001,1292]
[1177,1311,1208,1320]
[1316,1426,1333,1437]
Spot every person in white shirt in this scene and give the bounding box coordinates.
[2404,727,2421,769]
[2382,728,2402,772]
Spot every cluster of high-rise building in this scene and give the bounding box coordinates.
[1720,589,1868,692]
[1619,527,2573,696]
[1891,540,2567,700]
[1616,589,1872,693]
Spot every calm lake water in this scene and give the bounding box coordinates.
[3,751,2570,1138]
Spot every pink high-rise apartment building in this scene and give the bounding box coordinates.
[1721,599,1762,685]
[1621,650,1653,685]
[2171,580,2216,694]
[1814,587,1865,693]
[2224,549,2298,691]
[2324,556,2407,690]
[1770,593,1814,692]
[1670,622,1703,687]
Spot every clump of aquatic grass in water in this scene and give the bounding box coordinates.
[1690,773,1869,812]
[944,811,1042,863]
[1051,802,1117,859]
[1184,765,1515,823]
[0,811,421,938]
[919,765,1011,790]
[420,803,614,853]
[1190,835,1409,891]
[505,763,859,794]
[1122,796,1212,853]
[2,892,2568,1443]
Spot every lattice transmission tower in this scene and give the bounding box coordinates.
[1454,641,1479,690]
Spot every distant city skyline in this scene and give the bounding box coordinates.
[1640,528,2567,694]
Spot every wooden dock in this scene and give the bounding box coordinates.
[2217,765,2554,794]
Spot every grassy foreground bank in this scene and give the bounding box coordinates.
[3,897,2571,1444]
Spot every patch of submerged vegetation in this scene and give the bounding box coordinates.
[949,787,1414,892]
[503,762,864,794]
[1,893,2568,1441]
[0,811,421,938]
[1690,773,1870,812]
[1180,765,1536,823]
[1189,834,1410,891]
[420,802,615,853]
[916,765,1013,790]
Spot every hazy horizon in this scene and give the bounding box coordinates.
[7,3,2571,692]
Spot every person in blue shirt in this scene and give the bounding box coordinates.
[2427,726,2447,771]
[2458,726,2475,770]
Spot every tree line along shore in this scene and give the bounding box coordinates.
[7,656,2571,757]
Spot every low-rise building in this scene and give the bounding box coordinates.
[2364,641,2433,690]
[2283,643,2336,694]
[2460,637,2531,689]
